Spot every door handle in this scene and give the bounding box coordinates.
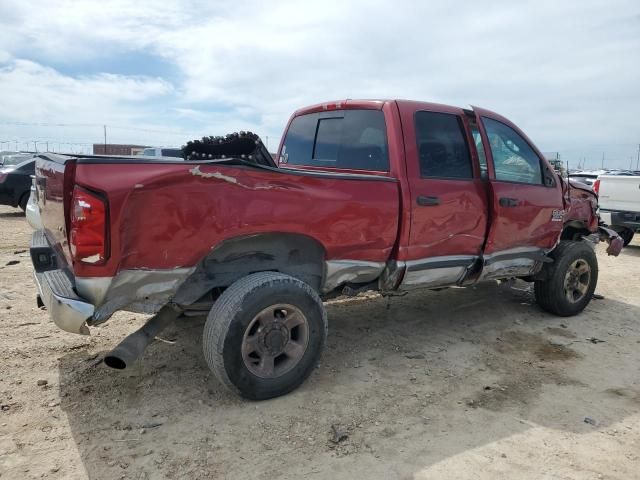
[417,195,440,206]
[499,197,520,207]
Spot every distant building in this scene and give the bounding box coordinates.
[93,144,149,156]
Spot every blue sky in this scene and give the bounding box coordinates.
[0,0,639,168]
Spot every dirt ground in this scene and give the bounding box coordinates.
[1,205,639,480]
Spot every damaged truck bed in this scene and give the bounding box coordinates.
[31,99,622,399]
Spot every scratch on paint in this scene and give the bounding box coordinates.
[188,165,274,190]
[189,165,239,183]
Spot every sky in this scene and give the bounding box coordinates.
[0,0,639,169]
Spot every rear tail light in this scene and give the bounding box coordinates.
[70,187,108,264]
[593,179,600,195]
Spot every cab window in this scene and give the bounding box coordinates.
[281,110,389,171]
[414,111,473,179]
[482,117,542,185]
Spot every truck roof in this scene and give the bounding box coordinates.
[293,99,501,120]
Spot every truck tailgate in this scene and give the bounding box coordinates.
[35,154,76,267]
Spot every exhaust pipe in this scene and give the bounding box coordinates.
[104,305,182,370]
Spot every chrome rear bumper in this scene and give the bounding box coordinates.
[33,269,93,334]
[31,230,93,335]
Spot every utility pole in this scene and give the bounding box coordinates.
[104,125,107,153]
[601,152,604,169]
[636,144,639,171]
[33,141,37,152]
[46,141,49,152]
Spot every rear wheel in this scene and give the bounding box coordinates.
[203,272,327,400]
[534,241,598,316]
[614,227,635,247]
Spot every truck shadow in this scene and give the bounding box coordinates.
[0,210,25,218]
[622,244,640,257]
[57,281,640,479]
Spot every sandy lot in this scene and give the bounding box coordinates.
[1,204,639,480]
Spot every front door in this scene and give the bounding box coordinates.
[473,106,564,280]
[397,103,489,288]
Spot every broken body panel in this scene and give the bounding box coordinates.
[32,100,620,334]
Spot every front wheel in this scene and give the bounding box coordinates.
[534,241,598,317]
[203,272,327,400]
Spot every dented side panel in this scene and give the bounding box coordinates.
[71,162,400,278]
[564,182,599,232]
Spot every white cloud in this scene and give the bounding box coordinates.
[0,0,638,166]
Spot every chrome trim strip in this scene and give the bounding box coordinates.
[400,255,477,290]
[405,255,477,271]
[483,246,547,266]
[87,267,196,323]
[323,260,386,293]
[479,247,545,281]
[75,276,112,305]
[401,266,467,289]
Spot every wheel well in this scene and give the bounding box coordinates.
[172,233,326,306]
[560,221,591,241]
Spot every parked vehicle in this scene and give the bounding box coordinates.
[594,174,640,246]
[140,147,183,158]
[1,151,19,163]
[569,170,606,187]
[0,156,36,210]
[31,100,622,399]
[1,152,36,167]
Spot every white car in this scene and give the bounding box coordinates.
[595,174,640,246]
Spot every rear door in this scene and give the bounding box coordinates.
[473,106,563,279]
[397,102,489,288]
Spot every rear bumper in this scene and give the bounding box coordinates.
[31,230,93,335]
[33,269,93,334]
[30,229,195,333]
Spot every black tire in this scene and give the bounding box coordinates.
[534,241,598,317]
[18,192,29,212]
[617,228,634,247]
[203,272,327,400]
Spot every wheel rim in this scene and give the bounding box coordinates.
[563,259,591,304]
[241,304,309,379]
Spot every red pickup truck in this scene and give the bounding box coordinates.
[31,99,622,399]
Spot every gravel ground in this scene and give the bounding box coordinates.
[1,204,639,479]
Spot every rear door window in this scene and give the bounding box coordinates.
[282,110,389,171]
[415,111,473,179]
